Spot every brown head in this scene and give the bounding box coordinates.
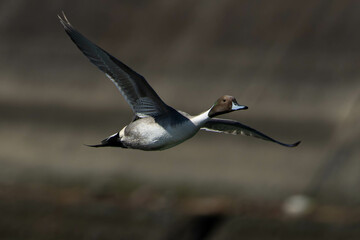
[208,95,248,118]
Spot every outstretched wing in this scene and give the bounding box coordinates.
[58,12,170,117]
[201,118,300,147]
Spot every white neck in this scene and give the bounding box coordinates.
[190,109,211,127]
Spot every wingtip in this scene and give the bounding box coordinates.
[61,11,70,22]
[288,141,301,147]
[58,11,72,29]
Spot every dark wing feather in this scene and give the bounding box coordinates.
[58,12,169,117]
[201,118,300,147]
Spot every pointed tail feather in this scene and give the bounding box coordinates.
[85,133,127,148]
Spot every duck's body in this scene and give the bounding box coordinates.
[120,111,200,150]
[59,13,300,151]
[101,109,211,150]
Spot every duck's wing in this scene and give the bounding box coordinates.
[58,12,170,118]
[201,118,300,147]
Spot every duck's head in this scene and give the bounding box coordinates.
[208,95,248,118]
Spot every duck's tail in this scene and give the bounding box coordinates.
[86,132,127,148]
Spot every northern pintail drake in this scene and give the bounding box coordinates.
[59,13,300,151]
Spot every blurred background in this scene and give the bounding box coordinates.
[1,0,360,239]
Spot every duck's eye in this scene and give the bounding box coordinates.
[222,99,226,102]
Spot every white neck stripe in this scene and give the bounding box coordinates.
[190,109,211,127]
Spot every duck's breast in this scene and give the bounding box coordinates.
[122,115,199,150]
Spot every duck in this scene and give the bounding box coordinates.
[58,13,300,151]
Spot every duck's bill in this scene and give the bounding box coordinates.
[232,102,248,111]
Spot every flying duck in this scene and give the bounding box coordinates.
[58,13,300,151]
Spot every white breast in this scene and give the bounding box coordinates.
[120,118,198,150]
[119,110,211,150]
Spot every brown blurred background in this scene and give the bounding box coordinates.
[1,0,359,239]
